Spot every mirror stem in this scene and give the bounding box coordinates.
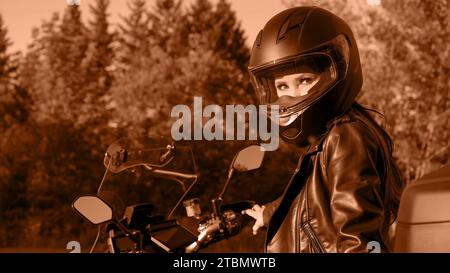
[211,198,222,217]
[218,168,234,200]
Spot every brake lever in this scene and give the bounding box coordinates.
[220,200,255,214]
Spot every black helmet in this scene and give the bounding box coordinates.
[248,6,363,145]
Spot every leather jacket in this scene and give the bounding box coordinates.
[263,109,394,253]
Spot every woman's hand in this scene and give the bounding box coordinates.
[243,204,266,235]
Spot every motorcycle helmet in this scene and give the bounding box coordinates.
[248,6,363,145]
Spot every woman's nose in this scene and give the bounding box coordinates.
[293,86,304,97]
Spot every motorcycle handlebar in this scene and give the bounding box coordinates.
[185,220,221,253]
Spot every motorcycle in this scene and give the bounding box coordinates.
[72,135,450,253]
[72,137,265,253]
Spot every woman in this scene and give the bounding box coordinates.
[244,6,404,253]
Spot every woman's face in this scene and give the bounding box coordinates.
[274,72,320,98]
[273,71,321,126]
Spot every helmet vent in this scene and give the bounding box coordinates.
[277,10,308,43]
[255,30,263,48]
[277,20,290,42]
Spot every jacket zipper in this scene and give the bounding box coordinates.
[294,198,300,253]
[303,221,325,253]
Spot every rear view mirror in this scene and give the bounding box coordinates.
[233,145,265,172]
[216,145,266,203]
[72,195,113,225]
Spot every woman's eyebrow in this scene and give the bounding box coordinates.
[296,73,314,77]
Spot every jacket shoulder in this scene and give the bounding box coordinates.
[321,118,379,164]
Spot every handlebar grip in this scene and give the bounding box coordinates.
[185,221,221,253]
[185,240,202,253]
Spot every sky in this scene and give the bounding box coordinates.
[0,0,288,53]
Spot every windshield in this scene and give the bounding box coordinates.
[97,136,198,221]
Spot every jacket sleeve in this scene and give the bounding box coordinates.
[323,121,386,253]
[262,196,283,227]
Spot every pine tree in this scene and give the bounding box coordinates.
[181,0,254,105]
[0,14,35,247]
[182,0,215,59]
[25,7,90,126]
[184,0,250,72]
[148,0,185,56]
[83,0,114,94]
[213,0,250,72]
[0,14,28,128]
[22,12,63,124]
[186,0,214,33]
[117,0,152,69]
[26,7,89,125]
[77,0,115,132]
[58,5,88,93]
[0,14,13,78]
[0,13,16,128]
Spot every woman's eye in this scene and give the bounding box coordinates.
[298,77,315,85]
[276,84,289,91]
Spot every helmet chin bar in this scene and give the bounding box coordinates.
[278,109,305,126]
[279,105,324,147]
[280,113,304,143]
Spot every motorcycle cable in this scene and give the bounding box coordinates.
[89,157,113,253]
